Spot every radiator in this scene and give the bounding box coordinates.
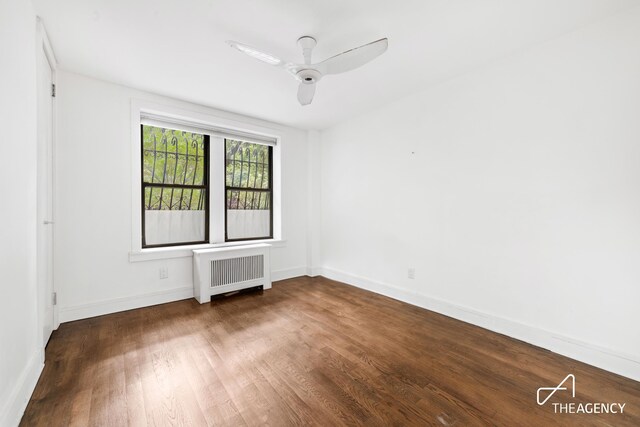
[192,243,271,303]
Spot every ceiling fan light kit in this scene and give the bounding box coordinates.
[227,36,388,106]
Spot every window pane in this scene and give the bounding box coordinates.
[144,186,206,245]
[226,191,270,240]
[225,139,272,240]
[225,140,270,189]
[142,125,205,185]
[144,209,206,246]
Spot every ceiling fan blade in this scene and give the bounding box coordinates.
[297,82,316,106]
[316,38,388,75]
[226,40,287,66]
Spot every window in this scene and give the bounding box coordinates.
[141,125,209,247]
[225,139,273,241]
[136,111,278,251]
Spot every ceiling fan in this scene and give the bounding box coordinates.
[226,36,388,106]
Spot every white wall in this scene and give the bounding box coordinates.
[0,1,44,426]
[319,8,640,380]
[55,71,309,321]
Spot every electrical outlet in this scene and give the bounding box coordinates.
[408,268,415,279]
[159,265,168,279]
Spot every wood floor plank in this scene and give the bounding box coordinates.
[20,276,640,426]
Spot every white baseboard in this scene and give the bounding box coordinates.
[272,266,307,281]
[59,267,308,324]
[0,349,44,427]
[321,267,640,382]
[59,285,194,323]
[306,266,323,277]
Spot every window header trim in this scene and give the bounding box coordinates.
[140,113,277,146]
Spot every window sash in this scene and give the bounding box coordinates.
[141,125,210,248]
[225,141,273,242]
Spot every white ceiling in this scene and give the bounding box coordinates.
[33,0,635,130]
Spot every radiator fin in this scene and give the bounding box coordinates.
[210,254,264,288]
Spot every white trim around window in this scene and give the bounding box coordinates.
[129,99,283,262]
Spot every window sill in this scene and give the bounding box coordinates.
[129,239,286,262]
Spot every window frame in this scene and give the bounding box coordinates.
[224,139,273,242]
[140,124,210,249]
[129,99,282,260]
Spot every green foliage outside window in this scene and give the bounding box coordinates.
[225,139,271,210]
[142,125,207,210]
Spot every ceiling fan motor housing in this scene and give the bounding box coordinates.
[297,68,322,84]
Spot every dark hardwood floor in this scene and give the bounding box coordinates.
[21,276,640,426]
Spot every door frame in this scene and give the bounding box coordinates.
[36,19,59,344]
